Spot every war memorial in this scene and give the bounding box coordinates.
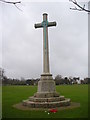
[22,13,71,108]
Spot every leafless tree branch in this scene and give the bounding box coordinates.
[0,0,21,4]
[14,3,22,11]
[69,0,90,13]
[0,0,22,11]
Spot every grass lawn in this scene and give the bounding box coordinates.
[2,84,88,118]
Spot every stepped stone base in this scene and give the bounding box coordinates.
[29,96,65,102]
[22,97,70,108]
[22,73,71,108]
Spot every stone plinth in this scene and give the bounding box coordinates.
[38,74,55,93]
[34,74,59,98]
[22,74,71,108]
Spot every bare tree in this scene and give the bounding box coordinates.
[0,0,22,11]
[69,0,90,13]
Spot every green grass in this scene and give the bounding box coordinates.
[2,85,88,118]
[0,86,2,119]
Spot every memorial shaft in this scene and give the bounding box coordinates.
[34,13,56,74]
[43,14,49,73]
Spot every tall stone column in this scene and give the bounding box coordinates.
[43,13,50,74]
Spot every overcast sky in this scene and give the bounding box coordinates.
[0,0,89,79]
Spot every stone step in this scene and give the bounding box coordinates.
[34,92,60,98]
[22,98,71,108]
[29,96,65,102]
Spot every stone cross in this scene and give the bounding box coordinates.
[23,14,70,107]
[34,13,56,74]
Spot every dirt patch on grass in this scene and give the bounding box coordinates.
[13,102,80,111]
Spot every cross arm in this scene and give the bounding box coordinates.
[34,23,42,28]
[48,21,57,27]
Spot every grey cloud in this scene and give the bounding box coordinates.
[1,2,88,79]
